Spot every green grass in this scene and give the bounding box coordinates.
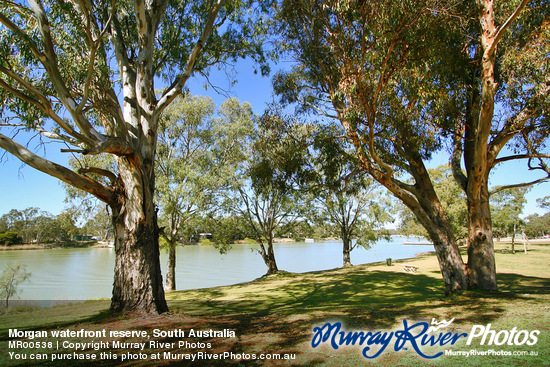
[0,243,548,366]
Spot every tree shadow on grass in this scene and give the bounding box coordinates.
[161,269,547,363]
[2,268,549,366]
[0,301,113,339]
[497,273,550,294]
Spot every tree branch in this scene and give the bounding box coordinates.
[0,133,116,205]
[452,123,468,192]
[155,0,226,115]
[0,72,90,143]
[75,0,116,112]
[0,10,44,62]
[492,0,530,49]
[493,153,550,167]
[77,166,118,184]
[490,175,550,196]
[27,0,105,145]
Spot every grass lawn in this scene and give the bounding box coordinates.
[0,241,548,366]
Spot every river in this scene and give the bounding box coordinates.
[0,237,433,301]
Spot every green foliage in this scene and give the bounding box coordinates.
[0,264,31,308]
[490,187,528,239]
[274,0,549,257]
[198,238,214,246]
[0,0,277,312]
[0,208,40,243]
[229,106,313,244]
[524,213,550,238]
[0,208,79,244]
[0,0,273,126]
[209,216,253,248]
[396,199,429,238]
[182,215,255,254]
[249,105,316,196]
[158,236,170,250]
[274,0,457,163]
[431,166,468,241]
[0,232,22,246]
[537,196,550,211]
[307,129,393,252]
[156,94,255,244]
[81,208,112,241]
[398,165,468,240]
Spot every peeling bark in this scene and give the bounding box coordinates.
[110,156,168,314]
[461,0,529,292]
[0,0,240,315]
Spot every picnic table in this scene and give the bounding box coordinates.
[402,264,420,273]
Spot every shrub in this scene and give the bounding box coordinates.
[0,232,23,246]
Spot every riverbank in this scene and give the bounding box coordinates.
[0,241,100,251]
[1,241,548,366]
[0,244,53,251]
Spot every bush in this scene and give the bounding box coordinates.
[0,264,31,308]
[0,232,23,246]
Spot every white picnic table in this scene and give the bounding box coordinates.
[402,264,420,273]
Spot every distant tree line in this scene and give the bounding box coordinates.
[526,197,550,238]
[0,208,78,245]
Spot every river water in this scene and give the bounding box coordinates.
[0,237,433,301]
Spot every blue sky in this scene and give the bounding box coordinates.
[1,59,548,219]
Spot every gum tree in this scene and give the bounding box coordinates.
[0,0,271,313]
[157,95,254,290]
[228,108,312,274]
[490,187,528,251]
[156,94,216,291]
[275,0,470,293]
[275,0,549,293]
[310,130,391,267]
[451,0,549,290]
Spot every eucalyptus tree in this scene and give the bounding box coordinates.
[490,187,528,251]
[310,130,390,267]
[0,208,40,243]
[274,0,470,293]
[228,108,312,274]
[450,0,549,290]
[33,211,77,243]
[318,180,390,267]
[156,94,214,291]
[0,0,271,313]
[81,207,112,241]
[524,213,550,238]
[275,0,549,293]
[156,94,254,291]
